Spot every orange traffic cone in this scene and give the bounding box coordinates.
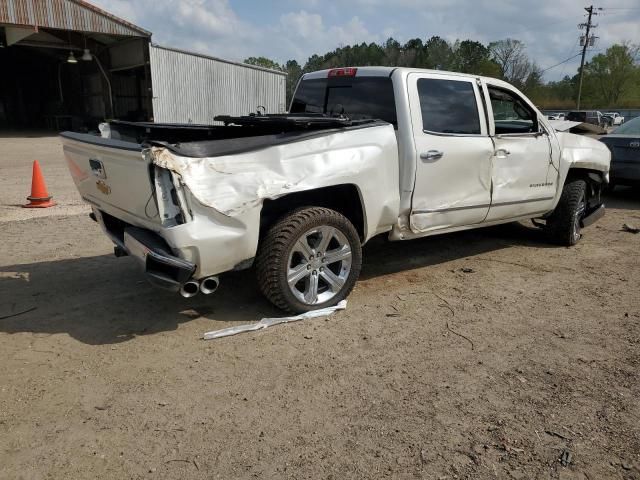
[23,160,56,208]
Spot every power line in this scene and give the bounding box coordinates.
[558,36,581,78]
[540,52,583,74]
[494,17,581,40]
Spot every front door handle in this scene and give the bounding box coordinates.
[420,150,444,161]
[495,148,511,158]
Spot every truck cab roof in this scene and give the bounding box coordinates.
[302,66,502,82]
[294,66,526,127]
[301,66,518,93]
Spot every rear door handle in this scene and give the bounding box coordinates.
[420,150,444,161]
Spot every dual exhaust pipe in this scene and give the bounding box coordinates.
[179,276,219,298]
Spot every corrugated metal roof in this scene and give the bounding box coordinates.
[149,44,287,124]
[152,44,288,77]
[0,0,151,37]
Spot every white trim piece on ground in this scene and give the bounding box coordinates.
[202,301,347,340]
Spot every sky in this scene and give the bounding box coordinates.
[92,0,640,81]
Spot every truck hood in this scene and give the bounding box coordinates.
[556,131,611,173]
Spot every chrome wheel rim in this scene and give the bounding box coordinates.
[287,226,352,305]
[573,193,586,243]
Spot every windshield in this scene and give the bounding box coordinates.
[290,77,398,126]
[612,116,640,135]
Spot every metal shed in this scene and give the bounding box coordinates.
[0,0,152,130]
[149,44,287,124]
[1,0,287,131]
[0,0,150,37]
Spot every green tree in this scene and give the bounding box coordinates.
[275,38,640,110]
[243,56,283,71]
[583,44,640,106]
[489,39,540,90]
[451,40,501,77]
[283,59,303,104]
[382,37,402,65]
[402,38,425,67]
[423,36,453,70]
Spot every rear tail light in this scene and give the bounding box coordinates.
[328,67,357,78]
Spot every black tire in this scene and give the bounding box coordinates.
[255,207,362,313]
[546,179,587,246]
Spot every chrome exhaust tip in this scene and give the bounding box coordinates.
[200,276,220,295]
[179,280,200,298]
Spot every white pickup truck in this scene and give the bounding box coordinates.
[603,112,625,126]
[61,67,610,312]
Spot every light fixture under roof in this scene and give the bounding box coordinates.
[81,48,92,61]
[67,51,78,64]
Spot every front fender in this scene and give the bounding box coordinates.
[557,132,611,173]
[549,132,611,210]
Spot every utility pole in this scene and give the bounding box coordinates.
[576,5,598,109]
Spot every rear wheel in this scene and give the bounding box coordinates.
[547,179,587,246]
[256,207,362,313]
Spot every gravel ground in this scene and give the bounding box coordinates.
[0,135,639,479]
[0,134,89,222]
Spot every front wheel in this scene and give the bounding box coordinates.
[546,179,587,246]
[256,207,362,313]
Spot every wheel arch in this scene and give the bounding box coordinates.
[566,167,606,184]
[259,184,367,242]
[565,167,606,205]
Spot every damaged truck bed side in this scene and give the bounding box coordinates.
[61,67,611,313]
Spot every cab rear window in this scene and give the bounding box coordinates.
[290,77,397,126]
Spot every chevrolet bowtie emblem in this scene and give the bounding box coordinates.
[96,180,111,195]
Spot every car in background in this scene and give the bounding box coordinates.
[599,116,640,189]
[566,110,607,128]
[546,112,565,120]
[603,112,625,126]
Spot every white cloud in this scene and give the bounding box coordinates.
[96,0,138,23]
[272,11,380,61]
[89,0,640,80]
[279,11,324,39]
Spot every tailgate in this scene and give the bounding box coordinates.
[61,132,160,225]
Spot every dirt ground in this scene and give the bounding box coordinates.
[1,135,639,479]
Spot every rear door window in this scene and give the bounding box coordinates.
[290,77,397,126]
[416,78,481,135]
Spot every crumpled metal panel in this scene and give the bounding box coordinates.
[149,123,400,242]
[0,0,150,36]
[149,44,287,124]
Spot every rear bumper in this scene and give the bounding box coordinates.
[123,227,196,291]
[94,210,196,291]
